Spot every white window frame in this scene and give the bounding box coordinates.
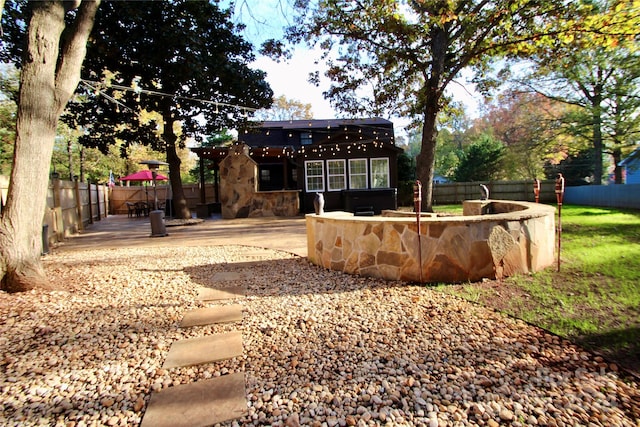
[370,157,390,188]
[348,158,368,189]
[327,159,346,191]
[305,160,325,192]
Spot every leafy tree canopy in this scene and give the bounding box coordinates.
[58,0,273,218]
[478,1,640,184]
[471,91,580,180]
[274,0,619,210]
[544,148,596,186]
[254,95,314,121]
[453,134,506,182]
[65,0,273,153]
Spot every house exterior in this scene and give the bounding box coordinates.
[192,118,402,213]
[619,147,640,184]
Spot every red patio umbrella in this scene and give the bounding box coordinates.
[119,170,168,182]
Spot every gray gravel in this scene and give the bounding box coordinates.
[1,245,638,426]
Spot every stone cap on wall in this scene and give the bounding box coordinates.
[309,200,555,224]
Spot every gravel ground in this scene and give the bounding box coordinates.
[1,245,638,427]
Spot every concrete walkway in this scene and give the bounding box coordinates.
[55,214,308,257]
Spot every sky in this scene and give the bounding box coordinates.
[226,0,337,118]
[226,1,482,139]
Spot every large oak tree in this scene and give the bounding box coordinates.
[0,1,100,292]
[514,45,640,184]
[66,1,273,219]
[283,0,630,210]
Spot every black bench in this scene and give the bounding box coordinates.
[354,206,375,216]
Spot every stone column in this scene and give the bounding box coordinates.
[219,144,258,219]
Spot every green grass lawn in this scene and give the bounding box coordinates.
[432,204,640,375]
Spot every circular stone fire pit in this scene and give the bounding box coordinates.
[306,200,556,283]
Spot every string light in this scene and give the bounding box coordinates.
[80,79,259,117]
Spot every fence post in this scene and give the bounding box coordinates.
[74,177,84,231]
[104,185,110,217]
[87,181,94,224]
[51,176,65,240]
[95,184,101,221]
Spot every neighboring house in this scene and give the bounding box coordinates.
[619,146,640,184]
[433,174,449,184]
[192,118,402,213]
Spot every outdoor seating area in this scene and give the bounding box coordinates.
[125,201,151,218]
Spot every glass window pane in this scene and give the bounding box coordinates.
[349,159,368,189]
[370,158,389,188]
[351,175,367,189]
[305,161,324,192]
[327,159,346,191]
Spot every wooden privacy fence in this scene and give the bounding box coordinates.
[109,183,217,215]
[0,176,109,249]
[432,179,557,205]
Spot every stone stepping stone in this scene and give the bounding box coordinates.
[212,271,245,281]
[196,285,246,301]
[140,372,247,427]
[163,331,243,369]
[180,305,243,328]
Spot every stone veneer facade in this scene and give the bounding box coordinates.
[306,200,556,283]
[219,144,299,219]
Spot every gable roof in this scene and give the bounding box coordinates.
[619,146,640,167]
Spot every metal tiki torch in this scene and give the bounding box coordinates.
[555,173,565,272]
[414,180,423,283]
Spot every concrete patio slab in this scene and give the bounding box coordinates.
[180,305,243,328]
[235,250,277,258]
[140,372,247,427]
[196,286,246,301]
[163,331,243,369]
[58,215,308,258]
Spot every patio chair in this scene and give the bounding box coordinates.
[136,201,150,217]
[125,202,137,218]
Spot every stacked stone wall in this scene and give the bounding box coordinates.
[307,201,556,283]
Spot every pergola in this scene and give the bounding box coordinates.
[190,145,296,205]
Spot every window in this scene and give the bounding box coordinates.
[260,169,270,182]
[300,133,313,145]
[370,158,390,188]
[349,158,368,189]
[327,159,346,191]
[305,160,324,192]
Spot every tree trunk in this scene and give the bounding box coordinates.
[612,145,623,184]
[415,25,448,212]
[0,1,100,293]
[416,106,439,212]
[591,83,604,186]
[162,112,191,219]
[592,110,603,185]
